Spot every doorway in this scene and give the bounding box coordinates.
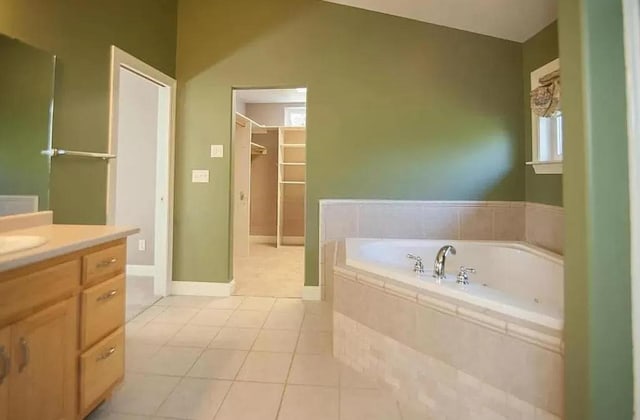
[623,0,640,413]
[106,46,176,319]
[231,88,307,297]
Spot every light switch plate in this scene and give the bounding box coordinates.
[192,169,210,183]
[210,145,224,158]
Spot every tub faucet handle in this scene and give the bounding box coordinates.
[407,254,424,274]
[457,266,476,285]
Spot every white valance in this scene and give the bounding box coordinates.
[530,70,561,118]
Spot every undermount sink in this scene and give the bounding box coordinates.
[0,235,48,256]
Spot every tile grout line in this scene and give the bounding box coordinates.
[273,306,305,420]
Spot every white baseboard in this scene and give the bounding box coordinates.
[250,235,305,246]
[127,264,156,277]
[302,286,321,301]
[171,280,236,297]
[282,236,305,246]
[250,235,276,244]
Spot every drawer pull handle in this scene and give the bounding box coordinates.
[96,346,116,361]
[0,345,9,384]
[18,338,29,373]
[96,257,117,269]
[97,289,118,302]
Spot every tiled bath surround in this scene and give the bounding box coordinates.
[332,259,564,419]
[319,200,564,298]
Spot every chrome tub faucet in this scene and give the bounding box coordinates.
[433,245,456,280]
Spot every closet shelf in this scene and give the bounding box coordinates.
[281,144,306,148]
[280,162,306,166]
[251,142,267,156]
[280,181,306,185]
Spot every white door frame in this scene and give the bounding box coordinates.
[106,46,177,297]
[623,0,640,415]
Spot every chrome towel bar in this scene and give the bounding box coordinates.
[41,148,116,160]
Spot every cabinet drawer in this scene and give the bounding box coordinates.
[81,274,125,349]
[82,243,126,285]
[0,259,80,325]
[80,327,124,413]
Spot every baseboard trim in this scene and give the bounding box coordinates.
[171,280,235,297]
[282,236,305,245]
[250,235,276,244]
[127,264,156,277]
[302,286,321,301]
[250,235,305,246]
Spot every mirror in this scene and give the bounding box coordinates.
[0,34,55,216]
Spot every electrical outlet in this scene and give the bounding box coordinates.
[138,239,146,251]
[210,145,224,158]
[192,169,210,183]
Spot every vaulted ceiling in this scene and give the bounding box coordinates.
[322,0,558,42]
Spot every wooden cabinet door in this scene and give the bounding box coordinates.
[0,327,9,420]
[8,298,77,420]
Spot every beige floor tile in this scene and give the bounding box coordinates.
[155,295,213,308]
[167,325,221,348]
[187,349,248,380]
[213,381,284,420]
[236,351,293,383]
[124,320,147,336]
[238,296,276,311]
[226,310,268,328]
[127,322,182,345]
[129,305,166,324]
[86,412,150,420]
[208,327,259,350]
[125,341,163,371]
[302,312,333,332]
[288,354,340,386]
[134,346,203,376]
[152,307,200,325]
[253,330,299,352]
[156,377,232,420]
[109,372,180,415]
[278,385,339,420]
[233,243,304,298]
[340,365,379,389]
[296,331,333,354]
[207,296,245,309]
[263,310,304,330]
[340,388,401,420]
[189,309,234,327]
[398,402,434,420]
[273,298,305,312]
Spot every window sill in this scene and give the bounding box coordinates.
[526,161,563,174]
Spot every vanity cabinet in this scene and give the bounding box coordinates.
[0,327,9,420]
[0,239,128,420]
[8,298,77,420]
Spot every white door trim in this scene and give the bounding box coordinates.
[107,46,177,297]
[623,0,640,415]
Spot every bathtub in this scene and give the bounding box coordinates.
[332,238,565,418]
[345,238,564,330]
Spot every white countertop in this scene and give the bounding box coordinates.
[0,224,139,272]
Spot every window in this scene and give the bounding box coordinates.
[528,59,563,174]
[284,106,306,127]
[537,113,563,162]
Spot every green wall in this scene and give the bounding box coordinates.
[523,22,563,206]
[175,0,525,285]
[559,0,633,418]
[0,35,54,210]
[0,0,177,224]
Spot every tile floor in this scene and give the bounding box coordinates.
[89,295,421,420]
[233,243,304,298]
[126,275,161,321]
